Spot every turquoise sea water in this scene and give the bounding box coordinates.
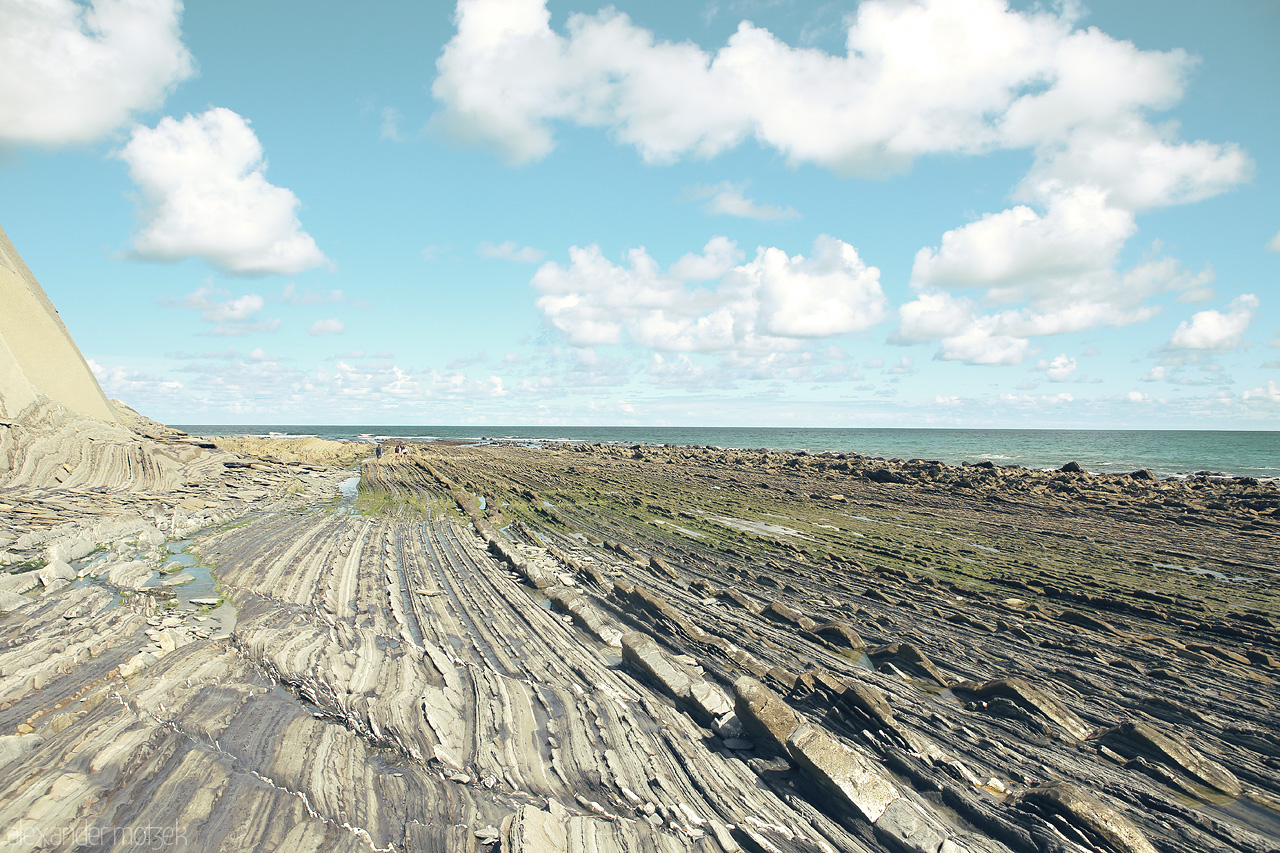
[175,425,1278,481]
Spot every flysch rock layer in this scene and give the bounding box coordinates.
[3,428,1279,852]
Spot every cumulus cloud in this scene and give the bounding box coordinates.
[1268,229,1280,252]
[433,0,1247,195]
[531,235,887,352]
[1244,380,1280,403]
[684,182,799,221]
[935,319,1029,366]
[1041,353,1076,381]
[1017,123,1252,212]
[1168,294,1258,351]
[896,186,1217,363]
[176,285,280,336]
[436,0,1250,373]
[0,0,193,146]
[912,186,1135,293]
[478,240,546,263]
[119,107,330,275]
[891,291,974,345]
[308,318,345,336]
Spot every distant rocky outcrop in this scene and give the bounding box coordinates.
[210,434,368,467]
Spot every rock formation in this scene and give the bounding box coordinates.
[0,224,116,424]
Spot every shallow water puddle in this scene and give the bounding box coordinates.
[704,513,809,539]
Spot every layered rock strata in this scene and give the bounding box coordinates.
[0,438,1276,853]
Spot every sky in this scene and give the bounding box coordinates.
[1,0,1277,428]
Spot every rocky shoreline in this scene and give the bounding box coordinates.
[1,432,1277,852]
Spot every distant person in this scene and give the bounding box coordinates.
[375,444,383,461]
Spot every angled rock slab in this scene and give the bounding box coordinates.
[1103,720,1242,797]
[785,723,900,824]
[1015,782,1157,853]
[877,798,949,853]
[623,632,693,702]
[733,676,799,751]
[964,677,1092,741]
[508,801,568,852]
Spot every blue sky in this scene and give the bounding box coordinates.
[1,0,1277,428]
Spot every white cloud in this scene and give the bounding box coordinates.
[685,182,799,221]
[897,186,1217,363]
[1041,353,1076,381]
[912,185,1135,292]
[936,319,1029,366]
[1168,294,1258,351]
[1268,230,1280,252]
[531,235,887,352]
[433,0,1245,197]
[0,0,193,146]
[308,318,345,336]
[478,240,546,263]
[887,356,914,375]
[1244,380,1280,403]
[1018,123,1252,212]
[892,292,975,345]
[88,358,183,400]
[119,107,330,275]
[753,236,887,337]
[1126,391,1149,402]
[176,285,280,336]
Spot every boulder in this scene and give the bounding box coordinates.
[0,572,39,596]
[813,620,866,651]
[0,734,43,772]
[36,559,75,587]
[106,561,153,590]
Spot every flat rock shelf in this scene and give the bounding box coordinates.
[1,440,1277,853]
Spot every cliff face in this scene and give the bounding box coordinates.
[0,225,200,490]
[0,224,116,425]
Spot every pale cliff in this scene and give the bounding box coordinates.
[0,224,117,425]
[0,225,219,491]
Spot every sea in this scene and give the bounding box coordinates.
[173,425,1279,482]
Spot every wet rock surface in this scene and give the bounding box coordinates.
[1,439,1277,852]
